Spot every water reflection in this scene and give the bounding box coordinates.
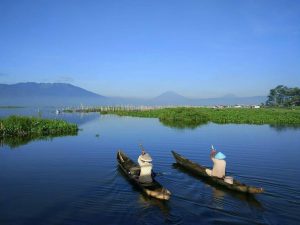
[269,124,300,132]
[172,163,262,208]
[1,110,299,224]
[0,133,77,149]
[138,194,170,215]
[211,187,226,209]
[160,120,300,131]
[159,118,208,130]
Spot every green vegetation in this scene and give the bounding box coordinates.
[0,115,78,137]
[0,116,78,148]
[100,108,207,129]
[0,106,24,109]
[266,85,300,106]
[100,107,300,127]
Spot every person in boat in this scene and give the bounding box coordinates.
[205,148,226,178]
[138,149,153,183]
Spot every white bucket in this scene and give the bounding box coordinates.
[224,176,233,184]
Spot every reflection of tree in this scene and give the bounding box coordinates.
[269,124,300,132]
[0,133,77,149]
[159,118,208,129]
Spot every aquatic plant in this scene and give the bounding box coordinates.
[0,115,78,137]
[100,107,300,126]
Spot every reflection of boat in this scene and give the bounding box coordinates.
[172,163,263,208]
[138,193,170,215]
[171,151,264,194]
[117,150,171,200]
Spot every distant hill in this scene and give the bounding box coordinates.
[0,82,106,106]
[152,91,191,104]
[194,95,266,106]
[0,82,266,106]
[0,82,103,98]
[150,91,266,105]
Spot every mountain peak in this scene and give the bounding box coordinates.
[152,91,190,104]
[155,91,186,99]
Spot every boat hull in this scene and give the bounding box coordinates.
[171,151,263,194]
[117,150,171,200]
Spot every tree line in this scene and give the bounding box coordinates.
[266,85,300,106]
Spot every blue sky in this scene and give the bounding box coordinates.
[1,0,300,98]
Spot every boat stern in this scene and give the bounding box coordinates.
[145,188,171,200]
[248,186,264,194]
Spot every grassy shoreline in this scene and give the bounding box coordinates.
[98,107,300,125]
[0,115,78,137]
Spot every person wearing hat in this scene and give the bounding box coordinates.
[138,149,153,183]
[206,147,226,178]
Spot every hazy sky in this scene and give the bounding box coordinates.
[1,0,300,98]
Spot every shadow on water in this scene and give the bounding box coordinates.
[117,166,170,215]
[0,133,78,149]
[172,163,263,209]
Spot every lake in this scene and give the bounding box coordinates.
[1,107,300,225]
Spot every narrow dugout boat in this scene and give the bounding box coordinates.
[171,151,263,194]
[117,150,171,200]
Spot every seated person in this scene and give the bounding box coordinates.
[138,150,153,183]
[205,148,226,178]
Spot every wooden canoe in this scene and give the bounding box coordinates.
[171,151,263,194]
[117,150,171,200]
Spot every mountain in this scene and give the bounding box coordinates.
[154,91,186,99]
[0,82,103,98]
[150,91,266,105]
[0,82,106,106]
[194,95,266,105]
[152,91,191,104]
[0,82,266,106]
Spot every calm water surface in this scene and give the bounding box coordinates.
[0,108,300,225]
